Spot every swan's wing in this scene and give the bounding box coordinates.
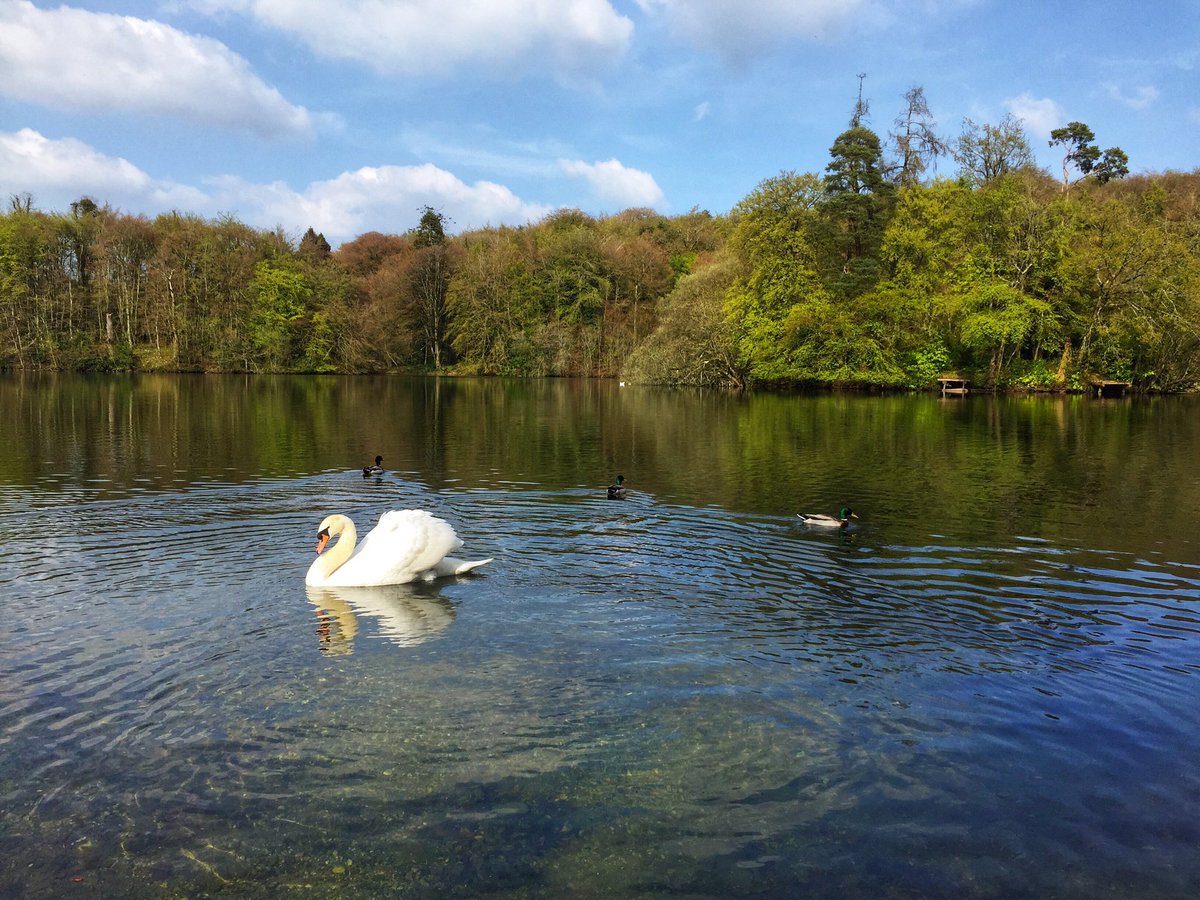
[340,509,462,584]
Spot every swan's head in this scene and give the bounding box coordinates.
[315,514,350,555]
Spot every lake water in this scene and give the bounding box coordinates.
[1,374,1198,898]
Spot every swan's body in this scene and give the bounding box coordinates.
[305,510,492,587]
[362,455,384,477]
[607,474,627,500]
[798,507,858,528]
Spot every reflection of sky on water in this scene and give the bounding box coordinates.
[2,378,1200,897]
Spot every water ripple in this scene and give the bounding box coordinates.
[2,471,1199,897]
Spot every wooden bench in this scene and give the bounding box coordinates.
[937,377,969,396]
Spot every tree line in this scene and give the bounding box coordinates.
[2,89,1198,391]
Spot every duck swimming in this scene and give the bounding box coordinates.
[362,455,384,477]
[305,510,492,587]
[798,507,858,528]
[607,474,627,500]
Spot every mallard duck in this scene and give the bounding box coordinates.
[362,455,384,477]
[798,507,858,528]
[607,474,627,500]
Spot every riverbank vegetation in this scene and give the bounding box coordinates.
[3,92,1198,391]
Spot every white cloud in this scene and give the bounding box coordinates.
[0,129,208,210]
[693,101,711,123]
[1003,93,1064,139]
[635,0,867,64]
[0,129,550,244]
[0,1,313,138]
[559,158,665,208]
[1104,83,1159,110]
[209,164,553,241]
[190,0,633,80]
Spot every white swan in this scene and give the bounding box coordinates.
[305,510,493,587]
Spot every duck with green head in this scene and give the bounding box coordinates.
[607,474,627,500]
[798,507,857,528]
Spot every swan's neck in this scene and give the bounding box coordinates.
[312,519,357,581]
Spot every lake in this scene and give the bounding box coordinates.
[1,374,1198,898]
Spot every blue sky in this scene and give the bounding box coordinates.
[2,0,1197,246]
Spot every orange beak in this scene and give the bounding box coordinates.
[315,533,330,555]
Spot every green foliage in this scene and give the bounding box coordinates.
[540,226,608,326]
[1,155,1198,394]
[449,229,536,374]
[817,127,895,299]
[958,281,1052,375]
[249,259,312,370]
[298,227,331,262]
[296,311,336,373]
[1008,358,1062,390]
[725,171,829,383]
[787,295,908,385]
[623,252,744,387]
[903,343,953,387]
[408,243,458,370]
[1050,122,1129,188]
[669,252,696,280]
[411,206,447,248]
[954,115,1035,186]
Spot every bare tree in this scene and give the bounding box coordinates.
[890,86,949,187]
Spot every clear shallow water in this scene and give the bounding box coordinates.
[1,375,1199,897]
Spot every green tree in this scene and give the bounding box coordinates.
[296,254,354,372]
[533,211,612,374]
[0,207,60,367]
[62,196,101,289]
[408,243,457,369]
[297,227,331,263]
[1049,121,1129,190]
[96,213,156,357]
[56,197,105,356]
[877,173,1068,386]
[249,259,311,370]
[726,171,828,382]
[449,228,547,374]
[958,280,1053,385]
[954,115,1035,186]
[411,206,447,248]
[403,207,456,369]
[818,126,895,298]
[210,217,283,370]
[1057,193,1176,380]
[623,252,745,387]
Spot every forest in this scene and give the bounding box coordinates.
[2,91,1199,392]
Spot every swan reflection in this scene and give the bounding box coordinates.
[306,584,457,654]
